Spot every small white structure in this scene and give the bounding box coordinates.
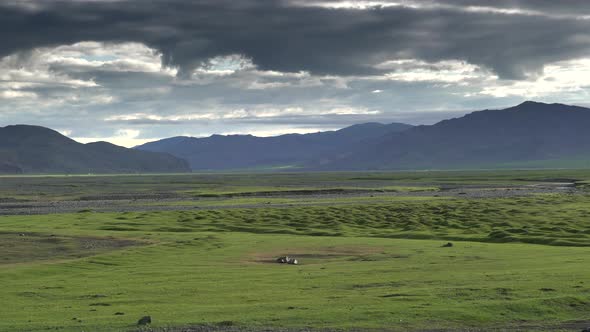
[276,256,298,265]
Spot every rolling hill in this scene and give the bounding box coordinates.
[135,122,413,170]
[317,101,590,170]
[0,125,191,174]
[6,101,590,173]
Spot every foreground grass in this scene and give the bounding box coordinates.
[1,193,590,331]
[1,232,589,332]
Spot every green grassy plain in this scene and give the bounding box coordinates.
[1,171,590,331]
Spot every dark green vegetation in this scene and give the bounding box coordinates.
[1,170,590,331]
[0,125,190,174]
[94,194,590,247]
[136,122,412,170]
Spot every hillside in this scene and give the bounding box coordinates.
[6,101,589,173]
[136,122,413,170]
[0,125,191,174]
[317,101,590,170]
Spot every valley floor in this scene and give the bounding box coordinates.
[1,170,590,331]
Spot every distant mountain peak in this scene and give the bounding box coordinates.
[517,100,546,106]
[510,101,557,111]
[318,101,590,170]
[509,100,587,113]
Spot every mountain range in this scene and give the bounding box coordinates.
[135,122,412,170]
[137,101,590,171]
[316,101,590,170]
[3,101,590,174]
[0,125,190,174]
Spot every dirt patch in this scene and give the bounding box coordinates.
[79,192,181,201]
[133,324,416,332]
[246,245,386,265]
[0,197,29,203]
[204,189,388,198]
[0,232,141,265]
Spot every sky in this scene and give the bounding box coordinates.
[1,0,590,147]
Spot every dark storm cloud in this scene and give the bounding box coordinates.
[2,0,590,80]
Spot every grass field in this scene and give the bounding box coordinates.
[1,171,590,331]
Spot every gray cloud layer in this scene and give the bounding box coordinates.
[2,0,590,146]
[2,0,590,79]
